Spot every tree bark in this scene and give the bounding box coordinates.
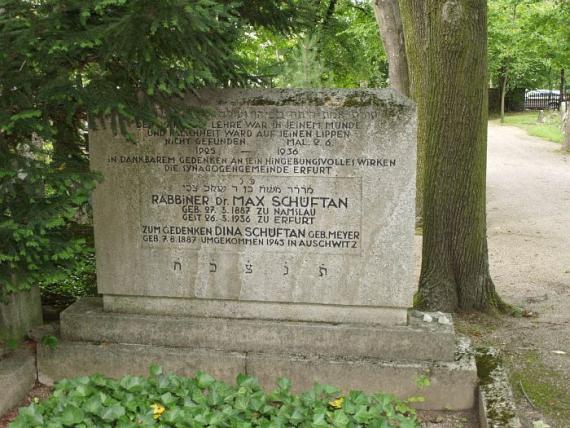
[409,0,504,312]
[398,0,427,224]
[499,68,508,123]
[560,68,565,108]
[562,107,570,153]
[372,0,410,97]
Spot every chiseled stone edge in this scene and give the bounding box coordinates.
[0,348,36,417]
[61,298,456,362]
[102,295,409,326]
[477,347,522,428]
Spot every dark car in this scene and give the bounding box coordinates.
[525,89,561,110]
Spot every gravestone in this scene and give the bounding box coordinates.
[92,89,415,326]
[39,89,477,410]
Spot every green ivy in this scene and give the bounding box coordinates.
[11,367,418,427]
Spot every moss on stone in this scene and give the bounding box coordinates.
[476,348,519,426]
[476,348,500,386]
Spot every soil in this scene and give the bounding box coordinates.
[0,383,52,428]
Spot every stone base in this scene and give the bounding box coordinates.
[61,298,457,362]
[37,298,478,411]
[103,295,409,326]
[0,348,37,416]
[38,340,477,411]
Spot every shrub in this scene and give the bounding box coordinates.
[11,366,418,427]
[40,249,98,309]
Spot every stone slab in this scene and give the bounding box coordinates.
[247,349,477,411]
[102,295,409,326]
[0,287,43,341]
[62,298,456,362]
[90,89,417,324]
[37,341,246,387]
[36,339,476,411]
[477,348,522,428]
[0,348,37,417]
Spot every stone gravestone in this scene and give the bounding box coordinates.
[94,89,415,326]
[39,89,477,410]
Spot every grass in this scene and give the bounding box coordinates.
[495,111,564,143]
[506,350,570,426]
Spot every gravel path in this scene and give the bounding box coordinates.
[485,122,570,427]
[487,122,570,308]
[414,122,570,427]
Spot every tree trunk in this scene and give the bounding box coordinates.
[380,0,426,223]
[560,68,565,108]
[407,0,504,312]
[500,69,508,123]
[372,0,410,97]
[562,107,570,153]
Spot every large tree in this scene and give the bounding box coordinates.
[375,0,507,312]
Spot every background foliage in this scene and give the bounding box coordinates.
[488,0,570,91]
[1,0,568,302]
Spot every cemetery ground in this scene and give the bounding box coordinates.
[1,121,569,427]
[496,112,564,145]
[448,122,570,427]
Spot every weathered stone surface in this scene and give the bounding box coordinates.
[28,323,59,342]
[36,339,476,411]
[247,348,477,411]
[38,341,245,387]
[0,287,43,341]
[60,298,456,362]
[477,348,522,428]
[0,348,36,416]
[90,89,416,325]
[102,295,408,325]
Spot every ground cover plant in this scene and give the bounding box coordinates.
[10,366,418,427]
[499,112,564,143]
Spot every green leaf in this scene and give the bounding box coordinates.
[331,410,350,427]
[354,406,372,424]
[83,396,103,414]
[149,364,163,377]
[196,372,215,388]
[99,405,125,422]
[277,378,291,392]
[15,404,44,426]
[60,406,85,426]
[119,375,144,392]
[311,411,329,428]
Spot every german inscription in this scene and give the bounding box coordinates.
[90,89,416,309]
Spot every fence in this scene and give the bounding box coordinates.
[524,92,570,110]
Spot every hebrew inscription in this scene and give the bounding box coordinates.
[90,90,416,308]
